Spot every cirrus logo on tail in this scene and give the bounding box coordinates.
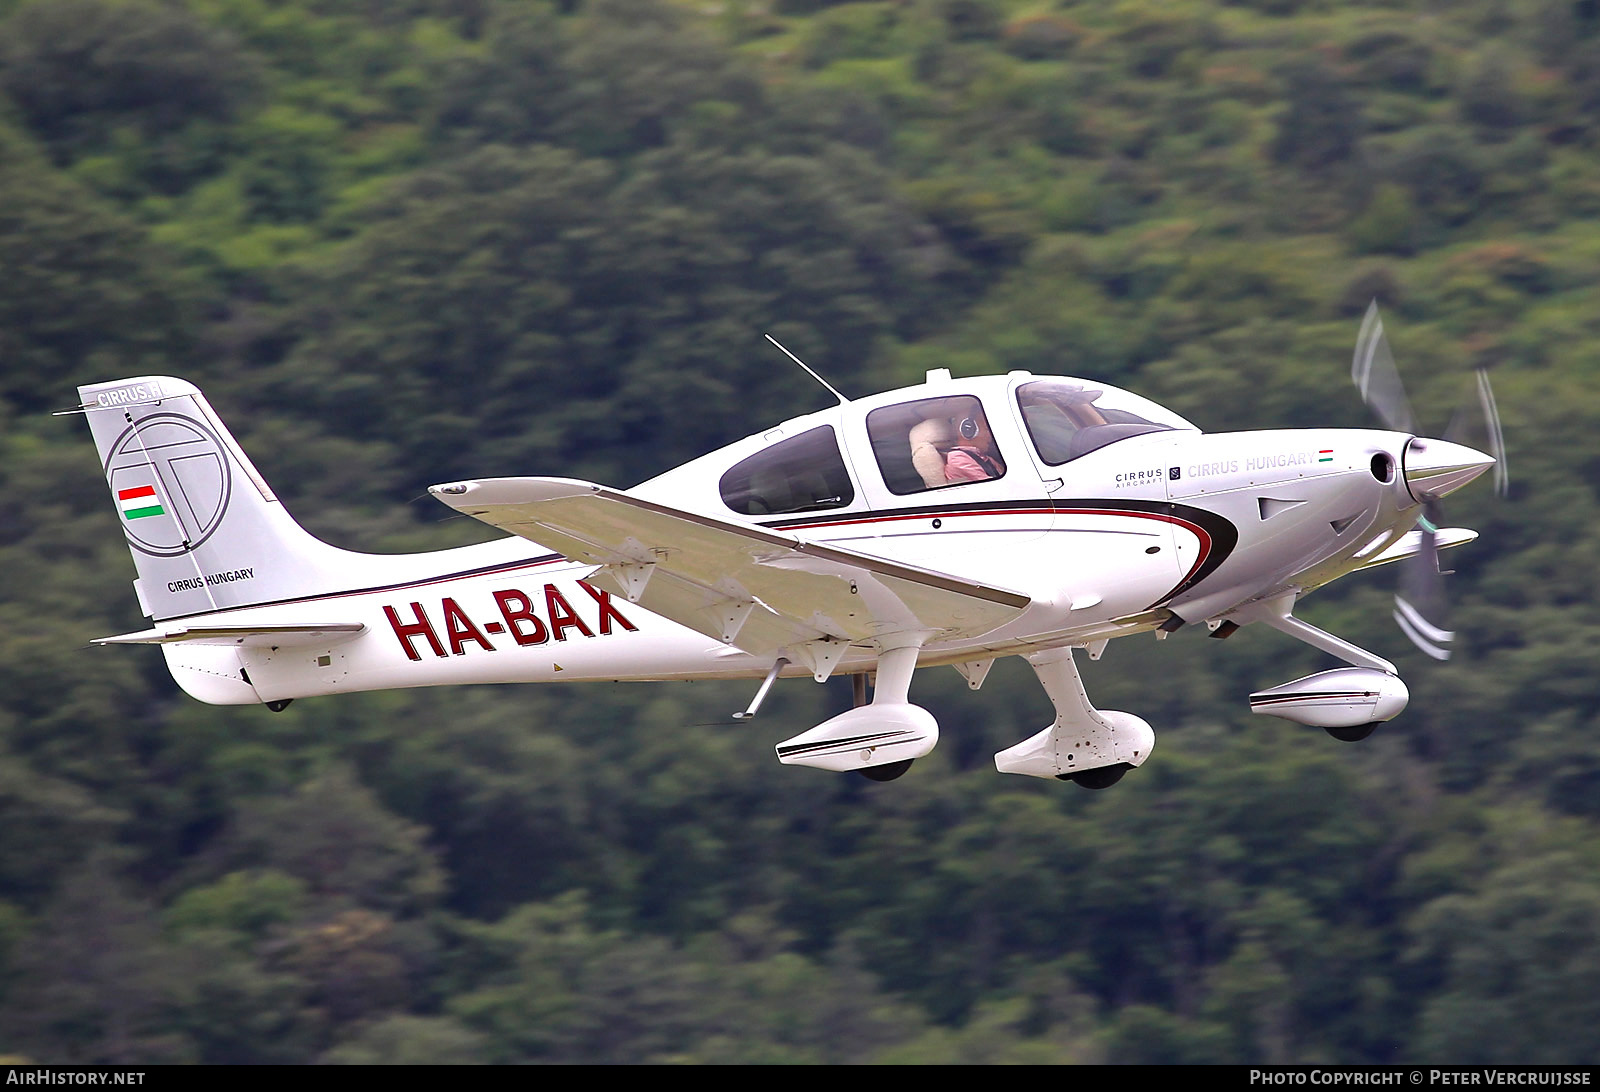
[103,413,233,557]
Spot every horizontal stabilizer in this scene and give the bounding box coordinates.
[1357,527,1477,570]
[94,623,366,647]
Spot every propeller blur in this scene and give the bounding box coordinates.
[1350,301,1507,660]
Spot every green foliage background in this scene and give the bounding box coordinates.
[0,0,1597,1063]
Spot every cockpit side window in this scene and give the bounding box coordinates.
[867,395,1007,496]
[719,426,854,517]
[1017,379,1173,466]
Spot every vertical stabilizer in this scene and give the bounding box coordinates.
[78,376,360,621]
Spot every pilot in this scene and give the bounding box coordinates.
[1016,383,1114,461]
[1061,386,1110,429]
[1020,383,1109,429]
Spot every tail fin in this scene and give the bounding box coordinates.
[79,376,360,621]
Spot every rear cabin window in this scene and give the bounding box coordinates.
[867,395,1007,496]
[1016,379,1174,465]
[719,426,854,517]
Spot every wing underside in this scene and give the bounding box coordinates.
[94,623,367,647]
[429,477,1029,663]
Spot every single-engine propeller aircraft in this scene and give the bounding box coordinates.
[72,306,1503,788]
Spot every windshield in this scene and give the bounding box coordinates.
[1016,379,1176,465]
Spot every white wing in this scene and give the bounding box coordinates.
[430,477,1029,655]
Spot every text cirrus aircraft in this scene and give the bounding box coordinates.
[76,310,1500,788]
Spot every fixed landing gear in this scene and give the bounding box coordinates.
[1236,597,1409,740]
[994,647,1154,788]
[775,640,940,776]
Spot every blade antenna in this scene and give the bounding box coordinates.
[765,333,848,405]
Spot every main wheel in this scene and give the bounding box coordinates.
[1064,763,1130,790]
[1325,722,1379,743]
[858,759,914,782]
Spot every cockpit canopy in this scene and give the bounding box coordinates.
[648,371,1197,521]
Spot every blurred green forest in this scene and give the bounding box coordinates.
[0,0,1598,1064]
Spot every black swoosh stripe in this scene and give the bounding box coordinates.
[776,729,915,757]
[1250,691,1375,705]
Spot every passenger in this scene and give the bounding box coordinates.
[942,412,1004,482]
[908,412,1003,488]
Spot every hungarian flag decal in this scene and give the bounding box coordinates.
[118,485,165,521]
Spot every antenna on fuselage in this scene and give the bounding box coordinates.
[765,333,849,405]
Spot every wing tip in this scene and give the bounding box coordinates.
[429,477,602,509]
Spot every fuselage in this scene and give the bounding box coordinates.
[157,370,1436,706]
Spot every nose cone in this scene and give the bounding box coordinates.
[1403,437,1495,503]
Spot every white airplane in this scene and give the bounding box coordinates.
[73,309,1501,788]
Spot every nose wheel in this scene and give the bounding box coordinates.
[1325,722,1379,743]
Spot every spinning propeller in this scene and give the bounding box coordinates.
[1351,302,1507,660]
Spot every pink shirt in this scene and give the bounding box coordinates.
[945,446,1000,482]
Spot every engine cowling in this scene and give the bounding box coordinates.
[1248,667,1408,728]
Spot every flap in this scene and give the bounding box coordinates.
[429,477,1028,655]
[95,623,367,647]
